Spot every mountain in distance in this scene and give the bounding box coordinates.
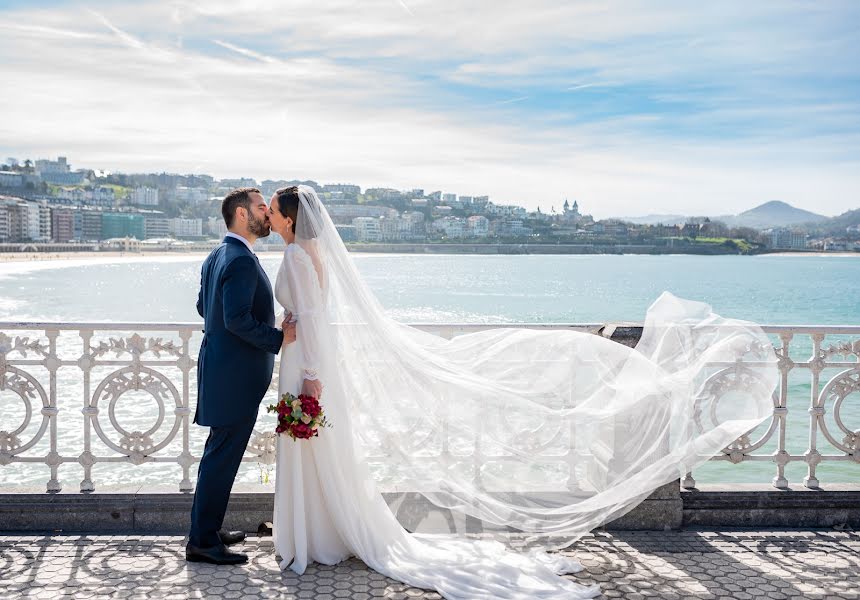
[620,201,829,230]
[717,200,828,229]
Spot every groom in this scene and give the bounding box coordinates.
[187,187,295,565]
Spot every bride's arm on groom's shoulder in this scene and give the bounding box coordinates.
[222,256,284,354]
[285,249,324,396]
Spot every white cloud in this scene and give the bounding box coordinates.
[0,0,857,217]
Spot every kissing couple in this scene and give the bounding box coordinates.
[186,185,777,599]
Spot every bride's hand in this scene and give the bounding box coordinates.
[301,378,323,399]
[281,313,297,346]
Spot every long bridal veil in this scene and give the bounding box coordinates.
[292,185,778,546]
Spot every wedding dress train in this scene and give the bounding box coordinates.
[271,187,778,599]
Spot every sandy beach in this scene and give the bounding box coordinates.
[0,251,287,263]
[0,249,857,264]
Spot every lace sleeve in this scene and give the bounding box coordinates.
[284,245,324,381]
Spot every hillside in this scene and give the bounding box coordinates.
[808,207,860,234]
[719,200,828,229]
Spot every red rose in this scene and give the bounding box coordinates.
[291,423,312,439]
[301,397,321,418]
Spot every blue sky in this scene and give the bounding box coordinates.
[1,1,858,217]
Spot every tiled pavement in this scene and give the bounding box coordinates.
[1,530,858,599]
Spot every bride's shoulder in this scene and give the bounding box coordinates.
[285,243,312,264]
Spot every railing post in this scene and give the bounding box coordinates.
[78,329,95,493]
[772,332,793,489]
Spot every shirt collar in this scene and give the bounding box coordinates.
[225,232,255,254]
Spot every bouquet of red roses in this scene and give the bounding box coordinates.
[267,392,331,440]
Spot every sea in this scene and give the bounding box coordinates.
[1,252,858,490]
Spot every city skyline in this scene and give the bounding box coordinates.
[2,1,858,218]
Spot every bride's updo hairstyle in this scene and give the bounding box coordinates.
[274,186,301,234]
[275,185,319,239]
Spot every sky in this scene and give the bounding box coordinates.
[1,1,858,218]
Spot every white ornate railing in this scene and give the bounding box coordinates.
[0,322,857,493]
[683,325,860,490]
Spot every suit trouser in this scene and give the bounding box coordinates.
[189,416,257,548]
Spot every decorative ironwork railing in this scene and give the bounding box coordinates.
[0,322,857,493]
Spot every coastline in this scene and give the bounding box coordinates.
[0,248,858,263]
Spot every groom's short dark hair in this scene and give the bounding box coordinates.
[222,187,261,228]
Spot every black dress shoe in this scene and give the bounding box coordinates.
[218,529,246,546]
[185,543,248,565]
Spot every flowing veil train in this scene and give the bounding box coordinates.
[271,185,778,599]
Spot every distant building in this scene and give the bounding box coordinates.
[593,219,628,236]
[0,204,9,242]
[56,187,87,203]
[259,180,291,197]
[400,211,426,239]
[322,184,361,196]
[219,178,257,188]
[365,188,402,202]
[823,239,849,251]
[169,218,203,238]
[0,171,23,188]
[206,216,228,238]
[132,186,159,207]
[88,186,117,208]
[102,212,144,240]
[769,228,807,250]
[80,211,103,241]
[6,200,42,241]
[560,199,582,225]
[37,200,51,241]
[486,203,526,217]
[467,215,489,237]
[494,219,532,237]
[174,187,209,203]
[379,216,404,241]
[144,217,170,239]
[102,237,143,252]
[441,193,463,209]
[35,158,88,185]
[327,205,397,225]
[431,216,466,239]
[352,217,383,242]
[34,156,70,175]
[51,208,76,242]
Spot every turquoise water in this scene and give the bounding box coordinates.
[1,253,857,325]
[0,253,858,489]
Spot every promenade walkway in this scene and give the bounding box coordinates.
[1,529,857,599]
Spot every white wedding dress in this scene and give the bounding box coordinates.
[270,186,778,600]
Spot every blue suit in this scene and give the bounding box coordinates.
[190,235,283,548]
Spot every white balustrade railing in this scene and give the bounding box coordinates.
[0,322,857,493]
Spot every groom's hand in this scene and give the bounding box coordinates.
[301,378,323,399]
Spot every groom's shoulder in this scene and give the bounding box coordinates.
[204,241,249,269]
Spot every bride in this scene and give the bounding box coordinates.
[266,185,777,599]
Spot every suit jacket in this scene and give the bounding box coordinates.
[195,236,283,426]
